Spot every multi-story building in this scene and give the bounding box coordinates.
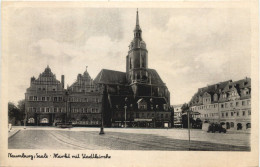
[94,10,172,128]
[189,78,251,131]
[172,104,182,128]
[67,67,102,126]
[25,66,66,126]
[25,66,103,126]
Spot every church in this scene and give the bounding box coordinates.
[94,10,172,128]
[24,10,172,128]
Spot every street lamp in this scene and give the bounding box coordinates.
[23,112,27,129]
[124,97,128,128]
[99,111,105,135]
[99,85,105,135]
[186,104,191,150]
[187,109,190,150]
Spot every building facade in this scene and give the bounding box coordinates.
[66,67,102,126]
[189,78,251,131]
[25,66,66,126]
[25,66,103,126]
[172,105,182,128]
[94,10,172,128]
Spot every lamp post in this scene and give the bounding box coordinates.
[187,109,190,150]
[99,111,105,135]
[124,97,128,128]
[99,85,105,135]
[23,112,27,129]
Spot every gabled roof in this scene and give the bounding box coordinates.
[189,78,251,106]
[94,69,127,85]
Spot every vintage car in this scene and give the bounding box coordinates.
[207,123,226,133]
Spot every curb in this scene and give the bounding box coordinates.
[8,129,21,139]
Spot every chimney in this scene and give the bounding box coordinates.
[61,75,64,89]
[215,84,219,90]
[30,76,35,86]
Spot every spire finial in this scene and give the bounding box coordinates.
[136,8,139,27]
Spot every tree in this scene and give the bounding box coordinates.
[17,99,26,121]
[8,102,20,124]
[8,100,26,125]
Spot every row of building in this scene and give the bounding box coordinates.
[173,77,251,131]
[25,10,172,128]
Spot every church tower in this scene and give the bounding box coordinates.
[126,9,149,85]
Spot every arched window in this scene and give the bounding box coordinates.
[41,118,49,123]
[137,98,147,110]
[230,122,234,128]
[129,58,132,69]
[28,118,35,123]
[237,123,243,130]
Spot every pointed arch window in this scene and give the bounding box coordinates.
[130,58,132,69]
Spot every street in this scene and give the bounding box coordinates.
[8,127,250,151]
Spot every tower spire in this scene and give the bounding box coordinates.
[135,8,141,31]
[136,8,139,27]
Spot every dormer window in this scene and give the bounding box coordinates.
[214,94,218,101]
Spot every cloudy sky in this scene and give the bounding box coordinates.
[3,7,251,105]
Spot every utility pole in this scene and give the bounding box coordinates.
[99,85,105,135]
[188,110,190,150]
[124,97,128,128]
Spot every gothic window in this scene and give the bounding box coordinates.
[142,55,145,67]
[130,58,132,69]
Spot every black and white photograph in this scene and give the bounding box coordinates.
[1,1,259,167]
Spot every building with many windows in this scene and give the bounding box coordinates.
[66,67,102,126]
[189,78,251,131]
[25,66,102,126]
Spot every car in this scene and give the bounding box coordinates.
[207,123,226,133]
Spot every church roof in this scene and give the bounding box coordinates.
[147,69,165,86]
[94,69,127,85]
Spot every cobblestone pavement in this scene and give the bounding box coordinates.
[8,127,250,151]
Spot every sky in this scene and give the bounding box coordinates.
[3,7,251,105]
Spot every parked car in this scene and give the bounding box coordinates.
[207,123,226,133]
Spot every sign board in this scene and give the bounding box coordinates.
[134,119,152,122]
